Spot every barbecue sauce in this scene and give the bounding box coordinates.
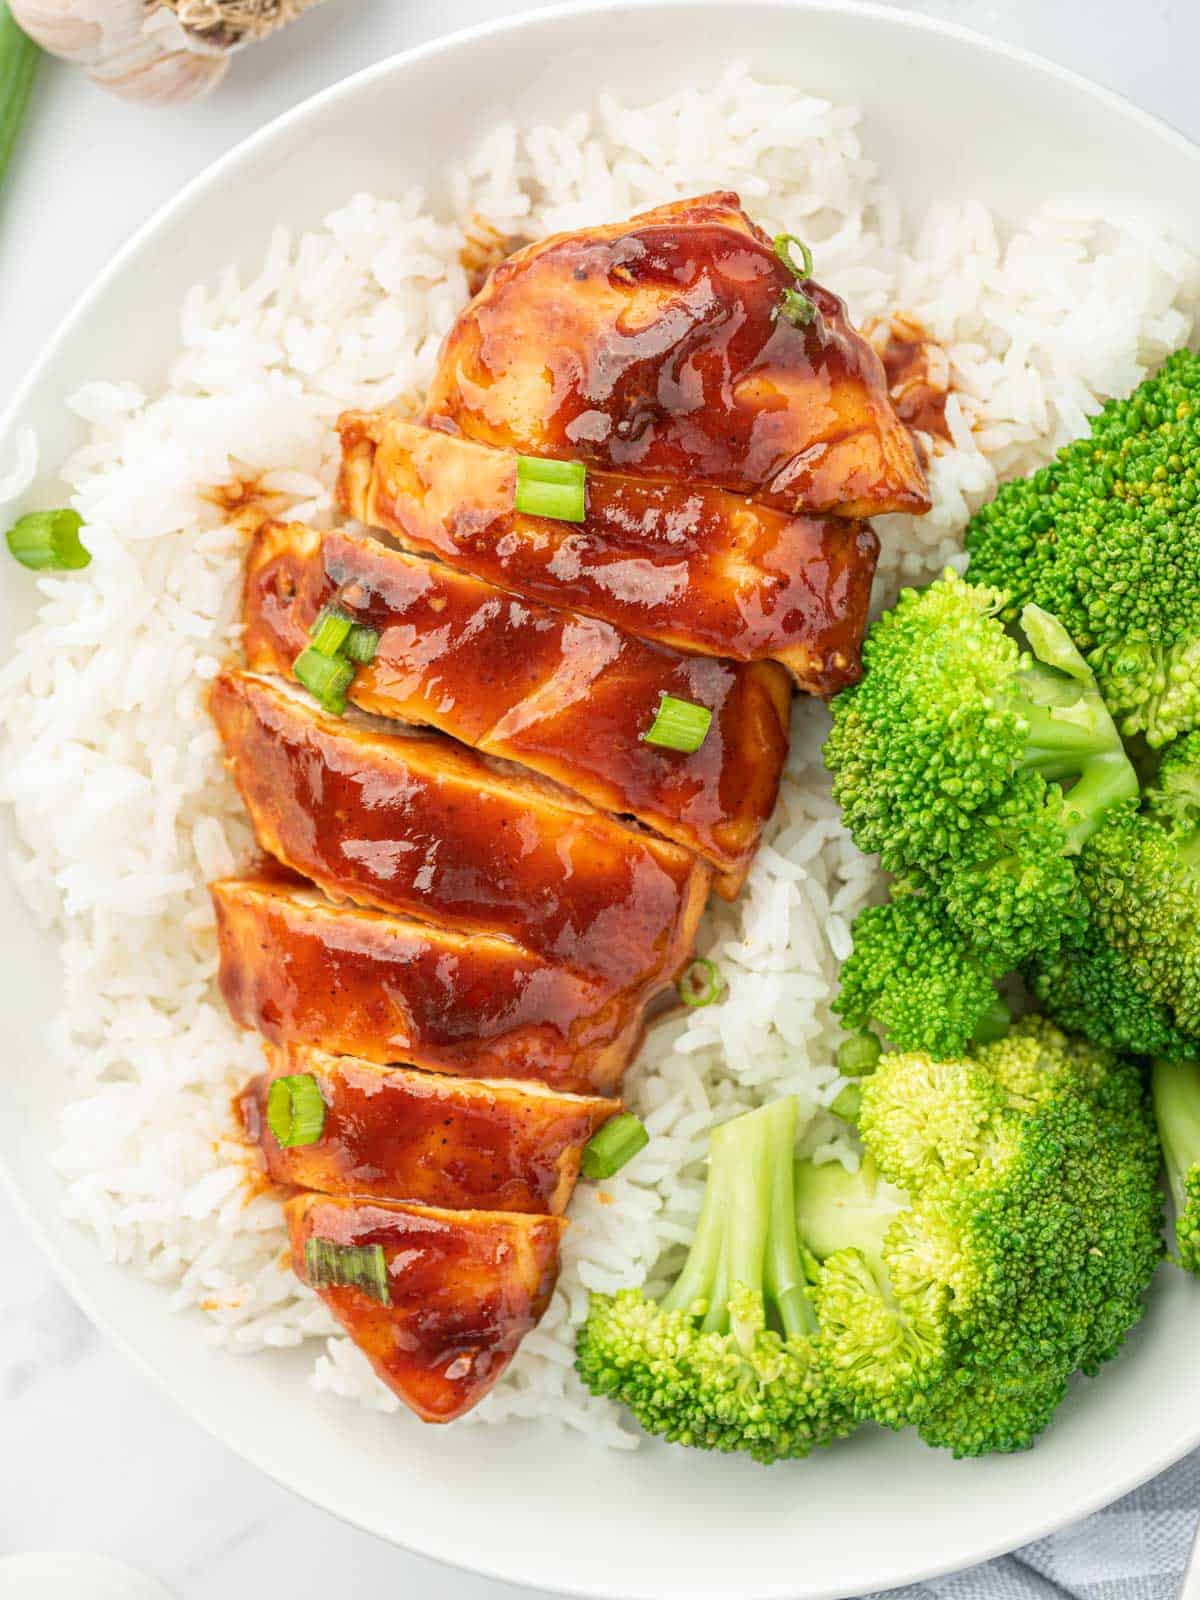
[424,193,930,518]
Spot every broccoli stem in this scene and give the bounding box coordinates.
[719,1113,772,1345]
[1151,1059,1200,1216]
[1015,628,1139,851]
[1021,699,1127,768]
[970,993,1013,1046]
[793,1155,904,1282]
[765,1104,818,1339]
[663,1139,731,1323]
[661,1098,812,1346]
[1019,603,1092,682]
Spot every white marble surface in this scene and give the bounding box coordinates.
[1,0,1197,1594]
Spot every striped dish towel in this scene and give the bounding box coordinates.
[874,1450,1200,1600]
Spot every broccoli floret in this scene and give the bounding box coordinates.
[825,572,1137,974]
[578,1020,1162,1462]
[1152,1057,1200,1275]
[1028,933,1197,1061]
[575,1097,854,1463]
[1028,733,1200,1057]
[834,883,1010,1057]
[855,1043,1008,1190]
[965,348,1200,748]
[805,1018,1162,1456]
[796,1086,951,1433]
[1149,728,1200,829]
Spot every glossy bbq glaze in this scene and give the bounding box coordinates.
[212,878,639,1093]
[876,314,954,445]
[242,522,790,894]
[423,192,929,519]
[286,1193,564,1421]
[338,413,878,691]
[240,1045,618,1214]
[211,671,710,994]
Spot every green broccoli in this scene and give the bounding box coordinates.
[577,1020,1162,1461]
[1028,732,1200,1058]
[965,347,1200,748]
[809,1019,1162,1455]
[1028,934,1196,1063]
[833,883,1010,1057]
[1148,727,1200,826]
[825,572,1137,976]
[1151,1057,1200,1275]
[575,1096,853,1463]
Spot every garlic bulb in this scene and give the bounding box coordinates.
[89,3,230,102]
[9,0,325,103]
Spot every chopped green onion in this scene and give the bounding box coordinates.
[308,605,354,658]
[830,1083,862,1123]
[0,4,40,200]
[678,956,723,1009]
[971,993,1013,1046]
[778,285,817,328]
[515,454,586,522]
[836,1031,881,1078]
[266,1073,327,1147]
[582,1113,649,1180]
[343,623,379,665]
[772,235,818,329]
[773,233,814,280]
[5,508,90,571]
[517,455,584,484]
[293,646,355,716]
[642,693,712,753]
[303,1236,391,1305]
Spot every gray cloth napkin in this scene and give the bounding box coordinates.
[873,1450,1200,1600]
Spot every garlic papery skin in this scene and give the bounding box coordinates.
[89,39,229,102]
[83,1,228,102]
[8,0,325,103]
[7,0,145,65]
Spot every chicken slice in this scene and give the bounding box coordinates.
[240,1044,618,1215]
[212,877,639,1094]
[337,413,878,691]
[423,192,929,519]
[243,521,790,895]
[211,670,710,995]
[287,1193,564,1421]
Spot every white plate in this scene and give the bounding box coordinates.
[2,4,1198,1596]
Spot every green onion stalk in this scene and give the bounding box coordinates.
[0,3,38,200]
[773,232,818,328]
[6,507,90,571]
[582,1113,649,1180]
[267,1073,327,1148]
[679,956,724,1008]
[515,454,587,522]
[304,1237,391,1305]
[643,693,713,753]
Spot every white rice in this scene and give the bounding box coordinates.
[2,65,1197,1445]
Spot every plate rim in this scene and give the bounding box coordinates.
[2,2,1199,1594]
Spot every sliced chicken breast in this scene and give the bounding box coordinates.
[211,670,710,995]
[240,1044,618,1215]
[337,412,878,692]
[287,1192,564,1421]
[422,191,929,519]
[212,877,639,1094]
[242,521,790,895]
